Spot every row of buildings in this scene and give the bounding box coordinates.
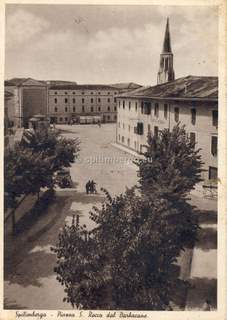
[4,79,141,128]
[116,18,218,183]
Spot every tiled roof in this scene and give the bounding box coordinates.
[5,78,47,86]
[117,76,218,101]
[110,82,142,90]
[49,84,118,90]
[44,80,77,86]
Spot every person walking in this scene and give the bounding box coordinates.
[90,180,97,194]
[85,181,90,194]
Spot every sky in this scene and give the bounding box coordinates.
[5,4,218,86]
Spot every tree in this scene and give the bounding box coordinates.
[53,125,203,310]
[135,124,203,201]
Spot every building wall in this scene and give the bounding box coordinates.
[22,87,48,128]
[117,97,218,181]
[4,86,21,127]
[48,88,118,124]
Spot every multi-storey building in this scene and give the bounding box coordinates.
[48,84,119,124]
[116,76,218,182]
[116,19,218,183]
[5,78,48,128]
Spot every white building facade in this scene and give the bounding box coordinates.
[48,85,119,124]
[116,76,218,182]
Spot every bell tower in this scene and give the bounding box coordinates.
[157,18,175,84]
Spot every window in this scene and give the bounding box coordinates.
[108,92,110,95]
[115,92,117,95]
[190,132,196,145]
[191,108,196,125]
[73,92,75,94]
[127,138,130,147]
[98,92,101,95]
[144,102,151,115]
[73,98,76,103]
[148,124,151,133]
[209,167,217,180]
[164,104,168,119]
[129,101,131,110]
[65,107,68,112]
[82,91,85,95]
[121,136,124,143]
[154,126,159,137]
[54,107,58,112]
[114,106,117,111]
[73,106,76,112]
[65,117,68,122]
[211,136,217,156]
[91,106,94,112]
[108,98,110,103]
[59,117,63,121]
[98,98,101,103]
[107,115,110,120]
[123,101,125,109]
[65,98,68,103]
[55,92,57,95]
[141,102,144,114]
[108,106,110,111]
[174,107,179,122]
[154,103,159,118]
[91,92,93,95]
[82,106,85,112]
[135,102,138,111]
[212,110,218,127]
[82,98,85,104]
[135,122,144,135]
[65,92,68,95]
[128,125,130,132]
[91,98,93,103]
[118,134,120,141]
[114,115,117,120]
[54,98,57,103]
[98,106,101,111]
[114,98,117,103]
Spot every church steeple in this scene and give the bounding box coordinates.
[162,17,172,53]
[157,18,175,84]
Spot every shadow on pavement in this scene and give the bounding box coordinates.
[186,277,217,310]
[195,228,217,250]
[4,298,27,310]
[197,210,217,225]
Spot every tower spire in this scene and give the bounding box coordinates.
[162,17,172,53]
[157,18,175,84]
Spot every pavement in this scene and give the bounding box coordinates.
[186,196,217,310]
[4,123,217,310]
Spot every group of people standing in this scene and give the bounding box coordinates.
[85,180,97,194]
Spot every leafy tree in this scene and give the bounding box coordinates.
[135,124,203,201]
[5,130,80,207]
[53,188,196,310]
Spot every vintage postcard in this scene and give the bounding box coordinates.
[1,1,226,319]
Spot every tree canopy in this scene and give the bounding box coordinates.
[4,129,80,208]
